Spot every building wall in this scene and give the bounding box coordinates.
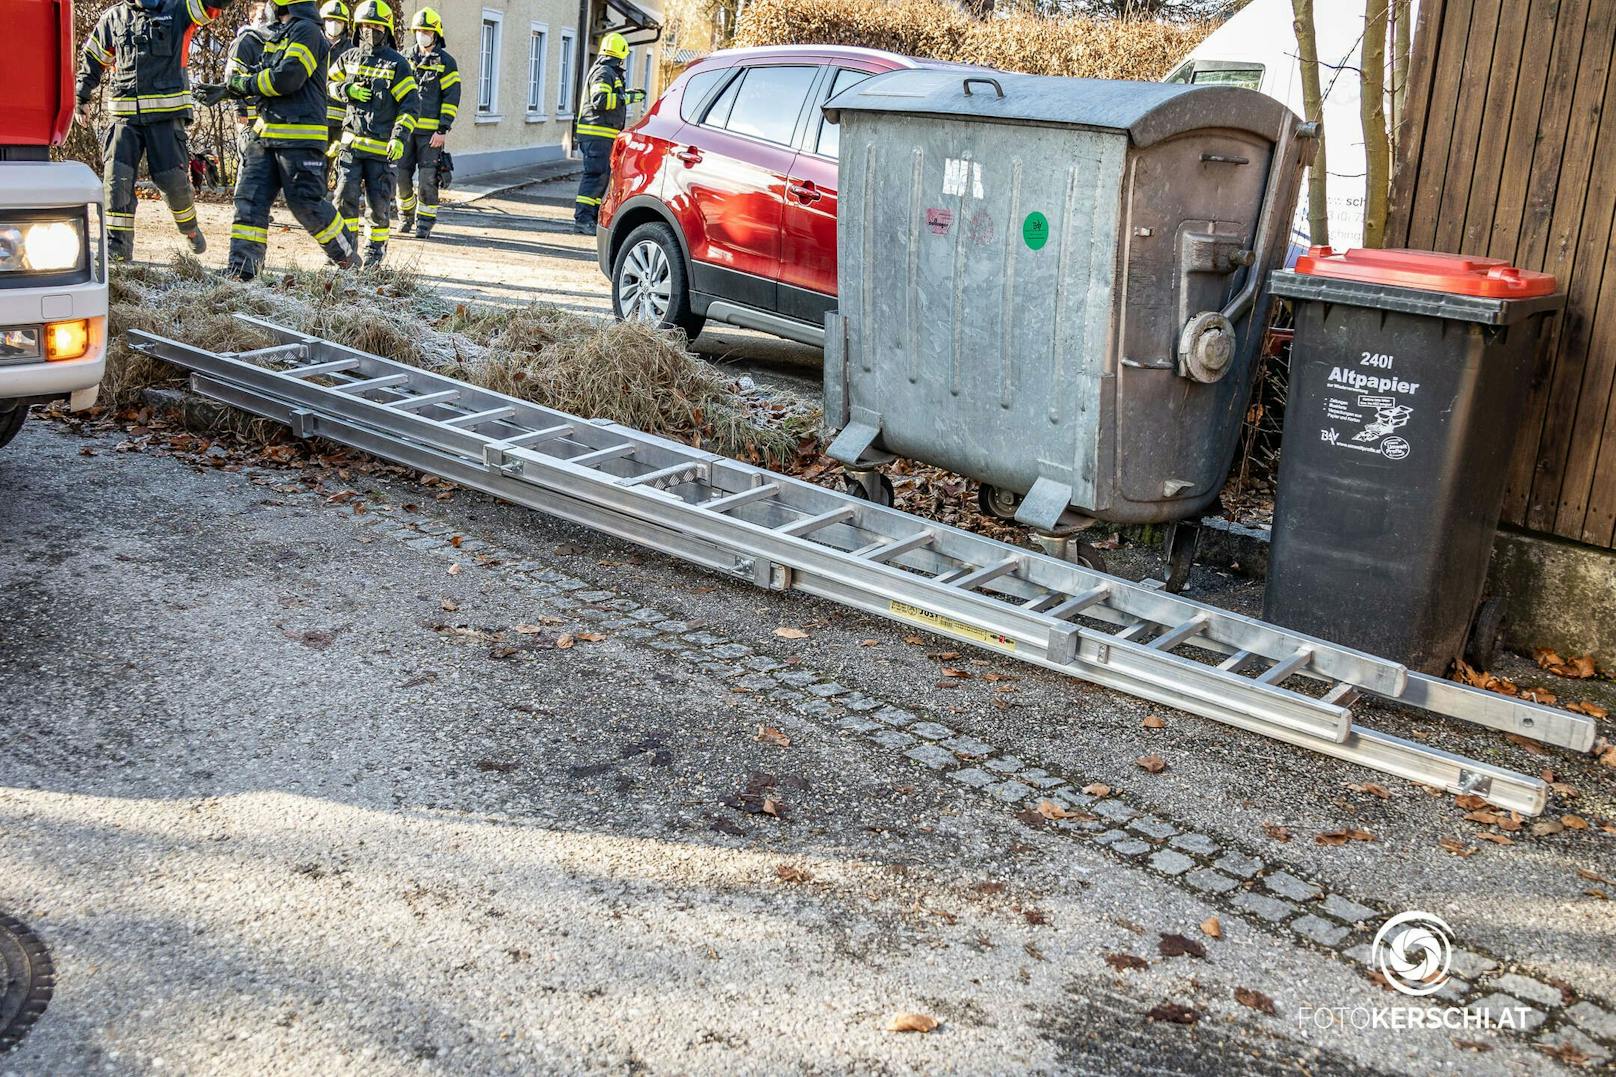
[397,1,662,178]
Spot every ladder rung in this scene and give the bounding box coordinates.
[776,506,855,537]
[702,482,779,511]
[233,342,309,361]
[1257,648,1314,685]
[1115,620,1153,641]
[1020,591,1062,611]
[1322,682,1361,707]
[623,461,706,489]
[385,389,461,411]
[284,358,361,378]
[1046,585,1111,620]
[569,443,636,467]
[855,530,933,563]
[947,556,1021,591]
[499,423,575,449]
[338,373,410,394]
[1218,649,1255,672]
[446,406,517,427]
[1149,614,1210,652]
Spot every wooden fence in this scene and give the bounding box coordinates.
[1387,0,1616,551]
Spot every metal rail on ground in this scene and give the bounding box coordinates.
[129,319,1599,817]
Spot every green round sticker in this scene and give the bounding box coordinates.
[1022,211,1049,251]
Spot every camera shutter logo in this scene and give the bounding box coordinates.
[1372,912,1453,996]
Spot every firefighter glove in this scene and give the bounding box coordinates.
[193,82,230,107]
[386,137,405,161]
[226,71,254,97]
[346,82,373,103]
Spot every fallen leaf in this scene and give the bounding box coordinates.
[928,651,961,661]
[1105,953,1148,972]
[1531,819,1564,837]
[1143,715,1167,730]
[1577,868,1612,884]
[885,1013,939,1034]
[440,597,459,612]
[774,627,809,640]
[1022,907,1049,926]
[1234,987,1276,1015]
[1588,888,1610,900]
[775,864,812,883]
[761,798,782,818]
[1455,794,1490,810]
[447,563,462,576]
[1463,809,1507,827]
[1505,733,1547,755]
[1145,1002,1198,1025]
[1082,783,1112,798]
[1520,687,1558,705]
[1200,916,1222,939]
[449,535,463,548]
[1315,828,1375,845]
[1453,1040,1492,1053]
[860,639,880,647]
[940,667,971,679]
[757,725,791,748]
[1035,799,1093,822]
[1350,782,1391,799]
[1438,836,1477,857]
[1567,700,1609,719]
[1136,754,1167,774]
[555,634,575,650]
[1158,933,1206,959]
[1263,823,1292,843]
[576,632,606,642]
[1476,832,1514,845]
[1561,814,1589,830]
[902,635,927,646]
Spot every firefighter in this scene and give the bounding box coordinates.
[195,0,359,278]
[396,7,459,239]
[226,2,272,149]
[572,32,643,235]
[74,0,227,262]
[329,0,418,268]
[318,0,353,183]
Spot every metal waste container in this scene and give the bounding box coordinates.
[821,68,1310,550]
[1265,247,1564,674]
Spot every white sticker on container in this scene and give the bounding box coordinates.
[943,157,984,199]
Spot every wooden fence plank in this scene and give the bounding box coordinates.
[1432,0,1504,252]
[1459,0,1530,254]
[1406,0,1475,249]
[1387,0,1449,245]
[1574,236,1616,546]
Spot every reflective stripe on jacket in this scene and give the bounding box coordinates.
[252,3,333,149]
[404,42,460,133]
[330,41,420,157]
[76,0,221,123]
[575,55,626,139]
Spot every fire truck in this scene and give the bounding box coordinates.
[1,0,108,451]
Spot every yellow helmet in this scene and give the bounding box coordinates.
[353,0,393,31]
[318,0,351,23]
[409,7,443,34]
[600,31,629,59]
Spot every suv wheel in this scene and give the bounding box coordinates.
[612,222,705,341]
[0,404,26,451]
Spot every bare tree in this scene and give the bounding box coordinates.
[1361,0,1390,246]
[1390,0,1411,152]
[1291,0,1329,247]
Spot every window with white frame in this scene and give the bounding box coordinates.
[478,12,502,115]
[557,30,576,115]
[642,51,654,102]
[527,24,548,114]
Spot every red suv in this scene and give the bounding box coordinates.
[595,46,932,345]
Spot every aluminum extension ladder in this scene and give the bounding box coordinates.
[130,318,1598,816]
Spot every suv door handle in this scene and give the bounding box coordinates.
[674,145,702,166]
[788,180,822,203]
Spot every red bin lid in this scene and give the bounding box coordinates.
[1293,247,1558,299]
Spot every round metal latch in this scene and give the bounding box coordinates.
[0,912,54,1052]
[1178,312,1236,383]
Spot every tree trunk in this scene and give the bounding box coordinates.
[1361,0,1391,247]
[1391,0,1412,153]
[1291,0,1330,247]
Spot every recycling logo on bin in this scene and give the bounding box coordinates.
[1022,211,1049,251]
[1317,359,1421,461]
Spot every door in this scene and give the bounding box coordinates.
[778,66,876,324]
[663,64,819,313]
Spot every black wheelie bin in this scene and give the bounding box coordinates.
[1263,247,1564,675]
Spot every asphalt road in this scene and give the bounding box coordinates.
[0,409,1612,1074]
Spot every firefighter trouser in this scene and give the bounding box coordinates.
[573,135,612,228]
[337,153,396,266]
[229,142,355,279]
[102,116,201,261]
[395,133,440,234]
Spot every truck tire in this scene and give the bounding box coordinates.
[0,405,26,451]
[611,222,705,342]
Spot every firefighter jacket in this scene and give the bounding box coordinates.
[324,30,354,121]
[251,2,333,149]
[403,41,460,133]
[76,0,223,124]
[575,55,626,140]
[330,40,419,158]
[226,23,267,122]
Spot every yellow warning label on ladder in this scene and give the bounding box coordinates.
[889,601,1017,652]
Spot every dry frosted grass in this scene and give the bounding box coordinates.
[735,0,1210,80]
[107,258,806,463]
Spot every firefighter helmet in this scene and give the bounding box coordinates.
[353,0,393,32]
[318,0,351,23]
[600,31,629,59]
[409,7,444,35]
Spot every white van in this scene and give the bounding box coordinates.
[1164,0,1416,255]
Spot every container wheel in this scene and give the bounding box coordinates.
[1162,521,1200,594]
[844,471,894,508]
[1463,595,1507,671]
[1068,540,1107,574]
[977,484,1023,521]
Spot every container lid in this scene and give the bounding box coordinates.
[822,68,1295,148]
[1293,247,1558,298]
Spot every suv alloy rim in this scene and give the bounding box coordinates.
[619,239,673,325]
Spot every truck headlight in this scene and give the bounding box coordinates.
[0,219,85,273]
